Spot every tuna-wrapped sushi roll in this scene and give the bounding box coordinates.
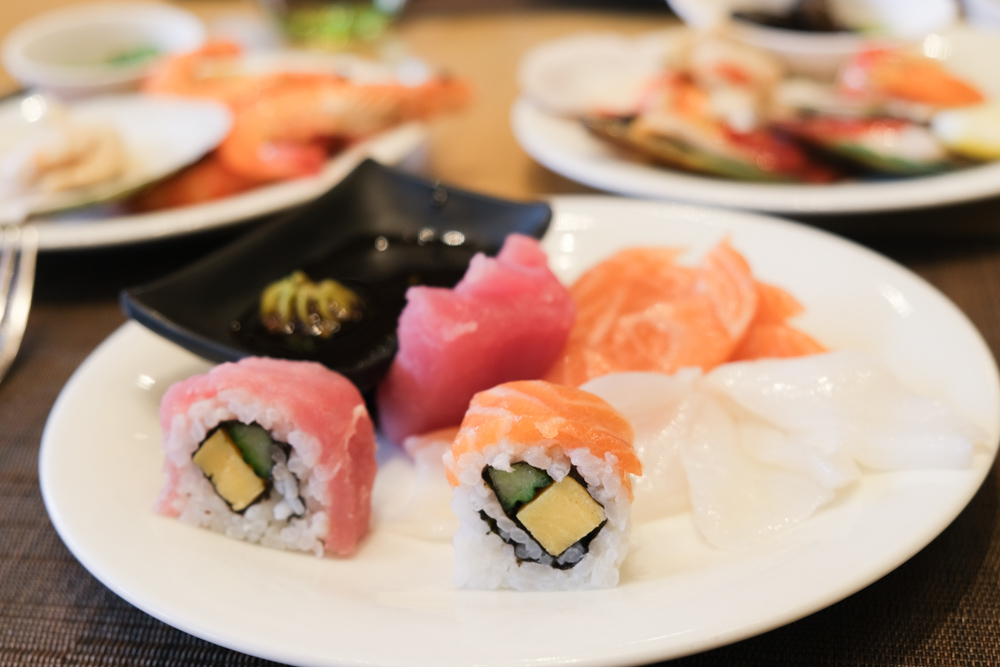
[156,357,377,557]
[445,380,641,590]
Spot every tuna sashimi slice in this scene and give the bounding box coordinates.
[376,234,575,445]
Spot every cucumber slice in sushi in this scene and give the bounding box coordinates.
[226,422,276,479]
[486,462,553,512]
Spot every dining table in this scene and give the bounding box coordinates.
[3,0,1000,665]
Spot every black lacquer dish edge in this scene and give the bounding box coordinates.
[120,159,553,393]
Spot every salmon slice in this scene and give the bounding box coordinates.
[446,380,640,493]
[545,240,758,386]
[729,282,826,361]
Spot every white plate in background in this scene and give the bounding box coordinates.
[514,25,1000,215]
[28,122,426,251]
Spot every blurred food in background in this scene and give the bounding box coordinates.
[519,24,1000,184]
[257,0,407,51]
[132,40,470,209]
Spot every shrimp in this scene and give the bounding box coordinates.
[128,153,260,211]
[141,40,263,107]
[215,74,472,181]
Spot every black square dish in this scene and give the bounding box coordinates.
[121,160,553,393]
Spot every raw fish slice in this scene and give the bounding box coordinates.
[730,282,826,361]
[377,234,575,445]
[704,351,989,470]
[545,240,758,386]
[447,380,640,492]
[677,391,834,550]
[580,371,698,522]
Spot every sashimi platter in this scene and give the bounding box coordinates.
[40,191,999,666]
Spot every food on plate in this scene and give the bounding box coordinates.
[258,270,363,338]
[134,40,471,208]
[838,47,984,110]
[931,102,1000,160]
[583,350,990,549]
[584,74,838,183]
[156,356,377,556]
[544,240,824,387]
[445,380,641,590]
[777,115,957,175]
[0,103,127,202]
[520,27,998,182]
[376,233,575,445]
[729,281,826,361]
[128,152,259,212]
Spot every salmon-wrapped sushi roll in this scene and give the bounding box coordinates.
[445,380,641,590]
[156,357,377,557]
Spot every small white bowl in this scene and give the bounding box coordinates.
[2,2,205,99]
[667,0,959,78]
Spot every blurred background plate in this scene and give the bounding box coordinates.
[512,22,1000,215]
[29,122,427,251]
[0,93,232,223]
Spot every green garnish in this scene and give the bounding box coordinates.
[105,45,160,67]
[226,422,276,479]
[486,462,553,513]
[260,270,362,338]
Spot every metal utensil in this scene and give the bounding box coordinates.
[0,225,38,383]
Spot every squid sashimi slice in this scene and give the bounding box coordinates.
[377,234,575,445]
[545,240,758,387]
[704,351,989,471]
[583,371,834,546]
[735,418,861,490]
[678,392,835,550]
[581,371,697,522]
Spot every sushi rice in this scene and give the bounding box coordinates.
[450,442,631,591]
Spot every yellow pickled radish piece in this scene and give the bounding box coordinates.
[932,103,1000,160]
[516,476,606,557]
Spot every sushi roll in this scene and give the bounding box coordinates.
[445,380,641,590]
[156,357,377,557]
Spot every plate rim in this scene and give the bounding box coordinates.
[39,195,1000,666]
[28,122,427,251]
[512,95,1000,216]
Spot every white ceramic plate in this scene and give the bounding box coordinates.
[513,25,1000,215]
[21,48,442,251]
[40,197,999,666]
[0,94,231,223]
[26,122,425,251]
